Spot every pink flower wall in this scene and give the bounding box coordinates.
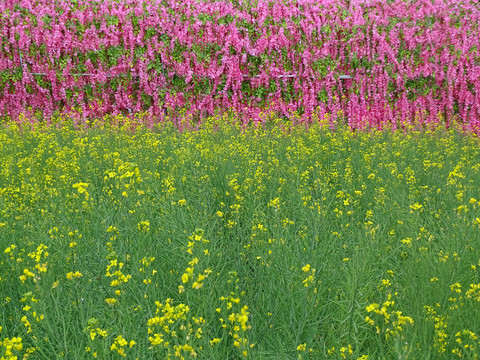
[1,0,479,129]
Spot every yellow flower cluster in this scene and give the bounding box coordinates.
[365,287,414,340]
[179,229,211,293]
[0,336,23,360]
[301,264,316,288]
[452,330,478,357]
[139,256,157,285]
[466,283,480,302]
[66,271,83,280]
[424,305,448,353]
[110,335,135,357]
[106,259,131,291]
[147,298,201,358]
[72,182,90,200]
[217,271,253,357]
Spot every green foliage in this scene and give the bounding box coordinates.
[312,57,336,77]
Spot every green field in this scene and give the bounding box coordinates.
[1,117,480,359]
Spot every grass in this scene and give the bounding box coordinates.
[0,116,479,359]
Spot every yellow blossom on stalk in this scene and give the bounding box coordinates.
[1,336,23,357]
[237,306,250,331]
[21,316,32,333]
[66,271,82,280]
[137,220,150,232]
[19,268,35,283]
[268,197,280,210]
[192,281,203,290]
[302,265,316,287]
[381,279,391,287]
[110,335,132,357]
[210,338,221,345]
[410,203,423,211]
[72,182,90,200]
[297,343,307,351]
[4,244,16,253]
[340,345,353,358]
[105,298,117,306]
[466,283,480,301]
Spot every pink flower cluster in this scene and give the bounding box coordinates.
[1,0,479,129]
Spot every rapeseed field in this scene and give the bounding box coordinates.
[0,115,479,359]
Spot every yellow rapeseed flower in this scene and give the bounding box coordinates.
[66,271,83,280]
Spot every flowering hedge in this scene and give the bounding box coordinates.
[1,0,479,128]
